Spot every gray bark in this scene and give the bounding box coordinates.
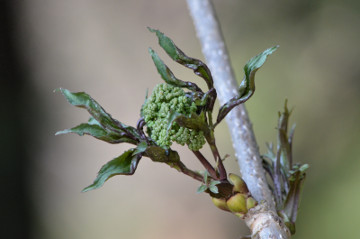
[186,0,290,238]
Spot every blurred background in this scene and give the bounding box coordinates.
[1,0,360,238]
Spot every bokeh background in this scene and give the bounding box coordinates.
[2,0,360,238]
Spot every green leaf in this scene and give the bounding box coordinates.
[209,185,219,194]
[56,118,137,144]
[216,46,278,124]
[142,145,185,174]
[299,164,309,172]
[202,170,209,184]
[82,149,140,192]
[148,48,202,92]
[57,88,140,139]
[148,27,213,89]
[88,116,102,126]
[144,145,180,164]
[197,184,208,193]
[56,123,136,144]
[209,180,221,194]
[133,141,148,155]
[167,111,213,147]
[186,88,217,113]
[167,111,208,133]
[209,180,221,187]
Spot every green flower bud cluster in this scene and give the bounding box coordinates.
[142,83,206,151]
[211,174,257,218]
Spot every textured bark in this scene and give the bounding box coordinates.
[245,204,291,239]
[186,0,290,238]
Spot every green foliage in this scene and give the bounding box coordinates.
[216,46,278,124]
[56,88,139,145]
[56,117,133,144]
[148,48,202,92]
[82,149,140,192]
[55,28,287,218]
[197,171,221,194]
[148,27,213,89]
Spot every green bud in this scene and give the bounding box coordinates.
[228,173,249,194]
[226,193,247,214]
[246,197,257,210]
[211,197,230,212]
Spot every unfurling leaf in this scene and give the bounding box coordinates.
[216,46,279,124]
[209,185,219,194]
[56,118,137,144]
[148,27,213,89]
[202,170,209,184]
[56,88,140,139]
[281,165,308,234]
[278,100,293,172]
[167,111,208,134]
[262,101,308,234]
[148,48,202,92]
[197,184,208,193]
[82,149,140,192]
[209,180,221,194]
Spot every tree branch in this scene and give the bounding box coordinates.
[186,0,290,238]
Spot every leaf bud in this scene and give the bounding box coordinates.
[211,197,230,212]
[246,197,257,210]
[226,193,247,214]
[228,173,249,194]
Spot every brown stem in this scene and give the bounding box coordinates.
[210,144,227,181]
[205,130,227,180]
[176,161,203,182]
[192,150,218,179]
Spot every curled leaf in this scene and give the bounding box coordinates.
[56,118,137,144]
[167,111,208,133]
[148,27,213,89]
[82,149,141,192]
[148,48,202,92]
[56,123,135,144]
[281,165,308,234]
[57,88,140,140]
[216,46,279,125]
